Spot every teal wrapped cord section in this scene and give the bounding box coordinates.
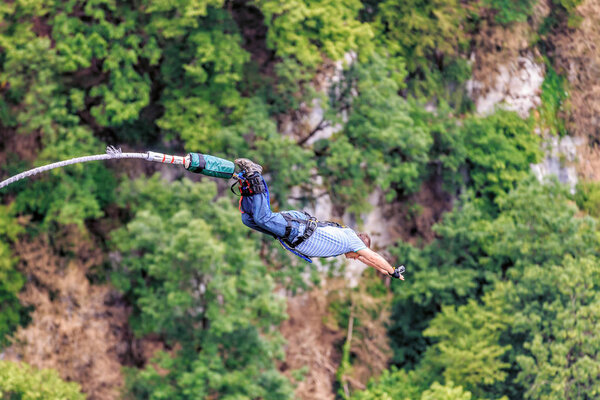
[186,153,203,173]
[204,155,234,178]
[186,153,234,179]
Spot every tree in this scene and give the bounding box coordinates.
[420,293,512,397]
[0,2,118,228]
[0,360,85,400]
[370,0,473,108]
[318,54,432,213]
[152,2,250,152]
[510,257,600,399]
[461,110,541,211]
[483,0,536,25]
[350,367,423,400]
[0,205,25,348]
[421,381,473,400]
[388,178,600,373]
[253,0,373,111]
[408,255,600,399]
[113,175,292,399]
[350,367,474,400]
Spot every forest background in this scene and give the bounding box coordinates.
[1,0,600,399]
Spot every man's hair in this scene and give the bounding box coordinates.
[357,232,371,248]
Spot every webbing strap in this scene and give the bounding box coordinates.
[278,239,313,263]
[280,213,317,247]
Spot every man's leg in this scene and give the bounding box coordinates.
[240,179,289,238]
[235,158,295,238]
[240,206,278,237]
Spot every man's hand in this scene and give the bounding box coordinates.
[390,265,405,280]
[354,248,404,281]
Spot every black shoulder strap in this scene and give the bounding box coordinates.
[280,212,293,241]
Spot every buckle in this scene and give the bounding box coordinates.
[306,218,318,234]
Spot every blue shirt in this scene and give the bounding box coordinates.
[294,226,367,258]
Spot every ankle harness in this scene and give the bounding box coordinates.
[231,172,266,196]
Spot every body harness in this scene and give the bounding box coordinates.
[232,172,345,263]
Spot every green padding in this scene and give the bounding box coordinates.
[203,155,234,178]
[187,153,234,179]
[187,153,204,173]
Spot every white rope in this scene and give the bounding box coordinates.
[0,146,149,190]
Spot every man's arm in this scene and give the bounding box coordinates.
[356,248,404,280]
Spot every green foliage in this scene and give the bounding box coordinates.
[242,0,375,113]
[437,177,597,291]
[421,294,512,396]
[0,360,85,400]
[510,257,600,399]
[389,179,600,373]
[0,2,118,228]
[488,179,599,268]
[321,73,537,215]
[461,110,541,209]
[538,65,569,136]
[351,368,474,400]
[0,205,25,348]
[410,102,467,191]
[1,0,156,128]
[374,0,468,70]
[416,255,600,399]
[318,55,432,213]
[371,0,473,108]
[155,5,250,152]
[350,367,422,400]
[13,154,116,229]
[550,0,584,27]
[575,181,600,218]
[254,0,373,102]
[484,0,536,24]
[113,175,292,399]
[421,381,473,400]
[256,0,372,67]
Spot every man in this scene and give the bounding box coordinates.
[234,158,404,280]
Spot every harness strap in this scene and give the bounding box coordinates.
[284,222,292,240]
[231,180,241,196]
[280,212,320,248]
[278,239,313,263]
[318,220,345,228]
[291,217,317,247]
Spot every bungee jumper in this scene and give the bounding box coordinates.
[233,158,405,280]
[0,146,405,280]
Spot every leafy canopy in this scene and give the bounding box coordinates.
[113,175,292,399]
[388,178,600,373]
[0,360,85,400]
[0,205,25,348]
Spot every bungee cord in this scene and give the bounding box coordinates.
[0,145,235,190]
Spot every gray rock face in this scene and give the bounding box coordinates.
[467,53,545,118]
[467,52,580,192]
[531,135,584,193]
